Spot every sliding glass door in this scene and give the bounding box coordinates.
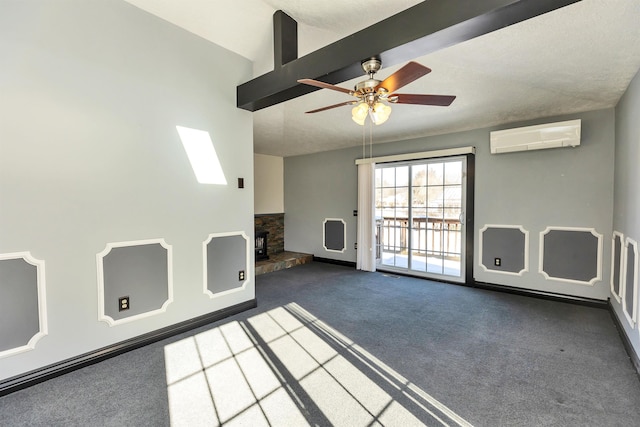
[375,157,467,282]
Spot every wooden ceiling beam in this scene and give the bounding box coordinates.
[237,0,581,112]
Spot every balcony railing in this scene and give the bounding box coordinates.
[376,217,461,260]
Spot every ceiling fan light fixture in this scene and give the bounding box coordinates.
[370,102,391,125]
[299,61,453,125]
[352,102,368,126]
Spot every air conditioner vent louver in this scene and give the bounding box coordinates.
[490,119,581,154]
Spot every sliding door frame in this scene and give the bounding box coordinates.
[464,154,475,285]
[357,147,475,285]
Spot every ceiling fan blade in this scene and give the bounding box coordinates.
[391,94,456,106]
[377,62,431,94]
[298,79,353,95]
[305,101,358,114]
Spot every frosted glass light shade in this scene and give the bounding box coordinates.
[351,103,368,126]
[371,102,391,125]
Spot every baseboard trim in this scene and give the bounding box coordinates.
[312,256,356,268]
[608,300,640,376]
[373,269,608,309]
[0,298,257,397]
[472,281,608,308]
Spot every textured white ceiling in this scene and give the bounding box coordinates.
[124,0,640,157]
[123,0,422,75]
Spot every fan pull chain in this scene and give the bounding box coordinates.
[362,117,366,158]
[369,115,373,159]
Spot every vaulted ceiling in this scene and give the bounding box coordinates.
[124,0,640,157]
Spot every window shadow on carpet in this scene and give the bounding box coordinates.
[164,302,471,426]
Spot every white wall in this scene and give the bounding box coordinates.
[254,154,284,214]
[0,0,254,380]
[285,109,615,300]
[613,67,640,358]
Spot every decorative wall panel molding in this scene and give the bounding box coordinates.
[203,231,250,299]
[97,239,173,326]
[478,224,529,276]
[539,227,602,286]
[0,252,47,358]
[622,238,638,328]
[611,232,624,303]
[323,218,346,253]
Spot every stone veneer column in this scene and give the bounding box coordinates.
[254,213,285,255]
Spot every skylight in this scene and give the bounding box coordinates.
[176,126,227,185]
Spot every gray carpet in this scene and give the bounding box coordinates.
[1,262,639,426]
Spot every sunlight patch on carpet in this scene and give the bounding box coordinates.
[164,303,472,426]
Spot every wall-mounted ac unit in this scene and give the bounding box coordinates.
[490,119,581,154]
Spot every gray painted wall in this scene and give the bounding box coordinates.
[285,150,358,262]
[480,227,526,274]
[207,235,248,294]
[0,0,254,380]
[324,220,346,252]
[624,243,636,320]
[102,244,169,321]
[285,109,615,300]
[613,67,640,358]
[0,259,39,351]
[612,234,623,297]
[541,230,599,283]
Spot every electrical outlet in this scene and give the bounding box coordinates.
[239,270,245,281]
[354,242,358,250]
[353,210,358,216]
[494,258,501,267]
[119,296,130,311]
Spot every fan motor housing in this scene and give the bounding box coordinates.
[361,58,381,75]
[355,79,380,94]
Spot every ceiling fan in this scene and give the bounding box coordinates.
[298,58,456,126]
